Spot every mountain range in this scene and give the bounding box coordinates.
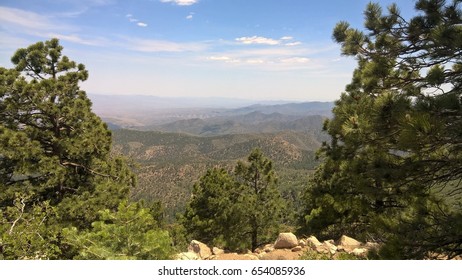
[89,94,334,130]
[89,94,333,219]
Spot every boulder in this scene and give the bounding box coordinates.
[306,236,322,249]
[313,240,337,255]
[263,244,275,253]
[243,254,259,260]
[212,247,225,255]
[291,246,303,252]
[352,248,368,258]
[188,240,212,259]
[299,239,307,248]
[323,241,338,254]
[274,232,298,249]
[175,252,200,260]
[338,235,362,253]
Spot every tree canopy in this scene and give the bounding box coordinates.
[0,39,172,259]
[300,0,462,259]
[182,149,286,251]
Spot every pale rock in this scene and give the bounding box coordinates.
[263,244,275,253]
[292,246,303,252]
[323,241,337,254]
[315,241,337,254]
[274,233,298,249]
[244,254,260,260]
[299,239,307,247]
[306,236,322,249]
[338,235,362,253]
[175,252,200,260]
[325,239,335,245]
[352,248,368,257]
[212,247,225,255]
[188,240,212,259]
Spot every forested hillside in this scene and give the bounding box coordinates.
[112,129,322,219]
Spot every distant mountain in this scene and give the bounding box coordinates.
[88,94,334,128]
[147,111,329,138]
[229,102,334,116]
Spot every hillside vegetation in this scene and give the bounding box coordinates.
[112,129,323,219]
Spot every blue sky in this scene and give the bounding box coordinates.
[0,0,416,101]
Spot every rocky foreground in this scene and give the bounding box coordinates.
[176,233,379,260]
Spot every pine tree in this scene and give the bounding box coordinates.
[182,149,285,251]
[300,0,462,259]
[181,168,247,250]
[234,149,285,251]
[0,39,173,259]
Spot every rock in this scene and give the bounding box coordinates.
[315,241,337,255]
[292,246,303,252]
[352,248,368,257]
[244,254,259,260]
[274,232,298,249]
[323,241,337,254]
[338,235,362,253]
[306,236,322,249]
[325,239,335,245]
[299,239,307,247]
[175,252,200,260]
[188,240,212,259]
[263,244,275,253]
[212,247,225,255]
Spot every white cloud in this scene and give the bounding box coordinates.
[280,36,293,41]
[126,14,139,22]
[207,56,231,61]
[286,41,302,46]
[186,12,194,20]
[126,14,147,27]
[48,33,108,46]
[246,59,265,64]
[160,0,198,6]
[0,7,57,31]
[235,36,280,45]
[280,57,310,64]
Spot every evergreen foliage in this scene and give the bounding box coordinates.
[182,149,286,251]
[63,201,173,260]
[300,0,462,259]
[0,39,171,259]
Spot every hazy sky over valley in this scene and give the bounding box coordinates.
[0,0,415,101]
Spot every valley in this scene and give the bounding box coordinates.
[98,95,332,220]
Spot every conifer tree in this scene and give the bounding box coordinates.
[182,149,285,251]
[235,149,285,251]
[300,0,462,259]
[182,168,248,250]
[0,39,172,259]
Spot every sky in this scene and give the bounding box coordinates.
[0,0,416,102]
